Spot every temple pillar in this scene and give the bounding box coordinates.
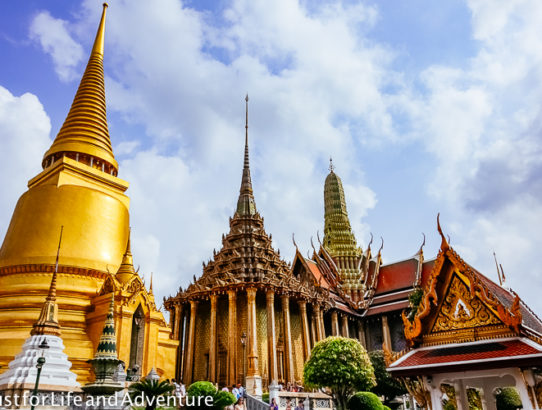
[357,320,367,348]
[320,309,326,339]
[227,290,237,386]
[298,300,311,359]
[314,304,323,341]
[341,315,349,338]
[173,304,182,340]
[246,287,262,397]
[184,300,198,385]
[282,295,295,383]
[310,314,317,347]
[382,315,392,351]
[209,294,218,383]
[331,310,339,336]
[266,290,278,384]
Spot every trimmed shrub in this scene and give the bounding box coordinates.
[496,387,522,410]
[348,391,384,410]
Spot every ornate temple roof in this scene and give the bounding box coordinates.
[165,100,330,306]
[42,3,118,173]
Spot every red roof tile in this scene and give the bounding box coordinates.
[389,339,542,374]
[376,259,418,295]
[305,258,332,290]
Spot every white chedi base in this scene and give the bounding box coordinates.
[245,375,262,399]
[0,335,79,391]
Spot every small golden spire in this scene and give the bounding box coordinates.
[31,227,63,336]
[116,232,136,284]
[329,157,334,172]
[42,3,118,173]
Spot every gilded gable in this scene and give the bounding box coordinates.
[431,274,501,333]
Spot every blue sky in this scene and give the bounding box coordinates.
[1,0,542,314]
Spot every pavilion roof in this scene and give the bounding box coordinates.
[387,337,542,377]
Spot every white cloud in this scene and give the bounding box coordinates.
[0,86,51,237]
[29,11,84,82]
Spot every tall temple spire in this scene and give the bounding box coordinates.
[42,3,118,174]
[236,95,257,216]
[31,227,63,337]
[323,162,358,254]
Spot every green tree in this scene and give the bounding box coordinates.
[129,379,175,410]
[496,387,522,410]
[187,381,236,410]
[348,391,384,410]
[303,336,376,410]
[369,351,407,405]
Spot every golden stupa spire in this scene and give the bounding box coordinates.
[236,94,257,216]
[42,3,118,174]
[31,227,63,337]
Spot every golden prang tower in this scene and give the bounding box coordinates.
[0,4,177,382]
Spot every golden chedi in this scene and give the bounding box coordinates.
[0,4,177,383]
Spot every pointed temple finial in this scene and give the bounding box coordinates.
[236,95,257,216]
[42,3,118,174]
[116,230,136,283]
[493,251,503,286]
[150,272,154,293]
[31,226,63,336]
[94,293,118,360]
[91,4,108,56]
[437,213,449,251]
[329,157,334,172]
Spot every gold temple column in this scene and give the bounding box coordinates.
[313,304,323,341]
[341,315,349,338]
[310,314,317,347]
[173,304,182,340]
[331,310,339,336]
[246,287,259,376]
[382,315,392,351]
[227,290,237,386]
[184,300,198,384]
[209,294,218,382]
[281,295,295,383]
[320,309,326,339]
[298,300,311,359]
[266,290,278,384]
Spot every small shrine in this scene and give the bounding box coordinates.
[387,217,542,410]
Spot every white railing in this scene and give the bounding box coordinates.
[277,391,333,410]
[246,393,269,410]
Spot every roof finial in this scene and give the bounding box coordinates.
[493,251,503,286]
[329,157,334,172]
[437,213,449,251]
[245,94,249,169]
[236,95,256,216]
